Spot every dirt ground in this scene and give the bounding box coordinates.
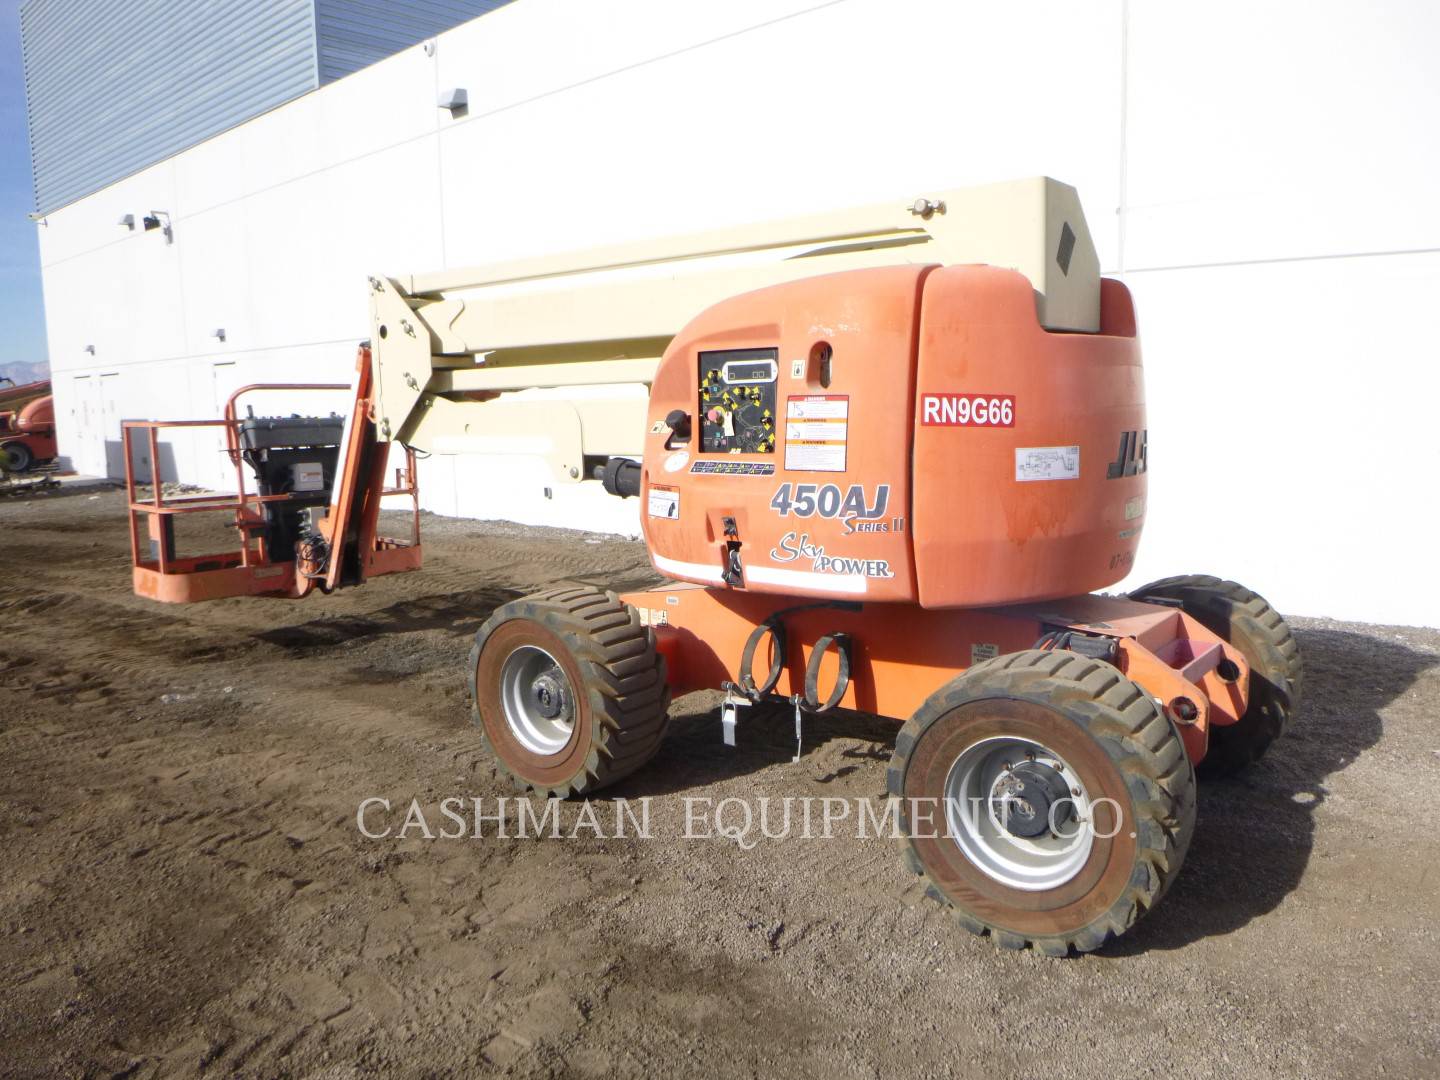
[2,486,1438,1079]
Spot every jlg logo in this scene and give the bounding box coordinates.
[1106,430,1148,479]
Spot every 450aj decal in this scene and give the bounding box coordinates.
[770,483,887,518]
[769,482,902,535]
[769,483,901,535]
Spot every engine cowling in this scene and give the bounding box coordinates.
[638,265,1146,609]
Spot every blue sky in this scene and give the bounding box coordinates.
[0,0,47,372]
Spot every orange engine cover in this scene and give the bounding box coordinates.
[639,265,1146,608]
[16,395,54,432]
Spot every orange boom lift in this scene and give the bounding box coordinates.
[122,179,1301,954]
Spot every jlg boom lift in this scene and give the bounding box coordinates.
[123,179,1302,954]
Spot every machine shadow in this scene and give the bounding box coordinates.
[1112,626,1435,954]
[251,572,660,652]
[253,585,524,650]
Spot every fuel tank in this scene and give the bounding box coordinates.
[639,264,1146,608]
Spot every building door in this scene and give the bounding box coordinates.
[69,374,101,476]
[97,373,121,478]
[68,375,89,473]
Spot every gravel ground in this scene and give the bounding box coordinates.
[1,487,1437,1079]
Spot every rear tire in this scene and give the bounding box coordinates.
[888,649,1196,955]
[2,443,33,472]
[1129,574,1301,774]
[470,587,670,798]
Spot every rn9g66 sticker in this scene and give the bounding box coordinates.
[921,393,1015,427]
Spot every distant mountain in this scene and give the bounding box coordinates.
[0,361,50,387]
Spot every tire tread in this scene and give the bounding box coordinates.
[888,648,1198,956]
[1129,574,1302,773]
[470,588,671,798]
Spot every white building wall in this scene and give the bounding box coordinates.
[35,0,1440,626]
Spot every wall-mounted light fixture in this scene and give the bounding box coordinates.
[143,210,173,244]
[118,213,135,230]
[438,87,468,115]
[212,328,226,342]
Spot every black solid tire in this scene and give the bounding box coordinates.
[2,442,33,472]
[1129,574,1301,774]
[469,587,670,798]
[888,649,1197,956]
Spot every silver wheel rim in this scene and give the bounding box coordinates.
[498,644,575,756]
[943,735,1094,891]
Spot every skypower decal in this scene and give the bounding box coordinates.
[769,532,894,579]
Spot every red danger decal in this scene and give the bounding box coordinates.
[920,393,1015,427]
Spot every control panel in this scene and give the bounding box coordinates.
[699,347,778,454]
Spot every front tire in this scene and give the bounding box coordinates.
[888,649,1196,955]
[470,587,670,798]
[1129,574,1301,774]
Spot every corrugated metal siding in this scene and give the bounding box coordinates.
[21,0,318,214]
[314,0,510,83]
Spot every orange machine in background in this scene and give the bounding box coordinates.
[0,386,57,473]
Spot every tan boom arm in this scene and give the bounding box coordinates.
[366,176,1100,482]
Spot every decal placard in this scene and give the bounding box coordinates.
[785,395,848,472]
[663,451,690,473]
[647,486,679,519]
[921,394,1015,427]
[1015,446,1080,482]
[770,531,895,579]
[970,643,1000,665]
[689,460,776,476]
[292,463,325,492]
